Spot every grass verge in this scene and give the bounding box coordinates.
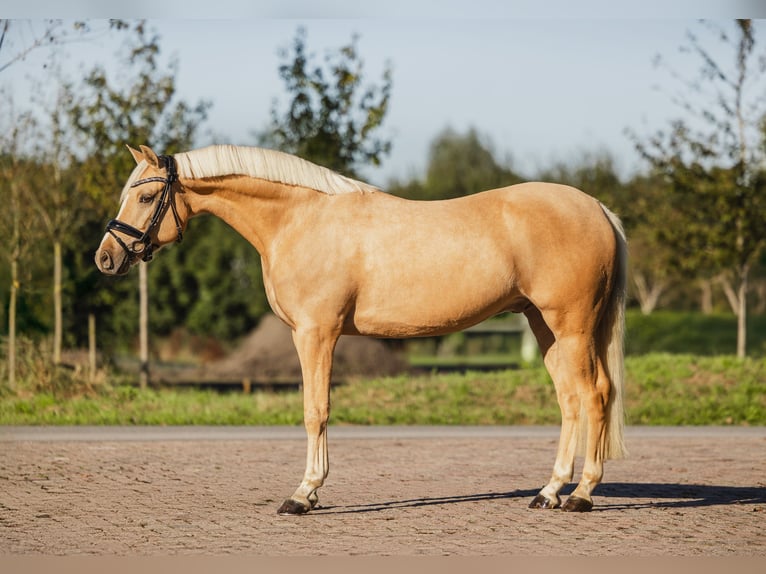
[0,353,763,426]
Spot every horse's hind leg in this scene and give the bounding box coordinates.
[525,307,578,509]
[525,307,607,512]
[277,324,339,515]
[562,349,612,512]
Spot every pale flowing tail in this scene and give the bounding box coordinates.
[576,204,627,458]
[598,203,628,460]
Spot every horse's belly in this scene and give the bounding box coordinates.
[345,256,522,338]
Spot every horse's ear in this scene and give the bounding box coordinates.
[139,145,160,168]
[127,145,144,165]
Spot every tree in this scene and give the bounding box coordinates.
[259,27,392,176]
[620,173,679,314]
[66,22,209,206]
[63,21,209,384]
[629,20,766,357]
[148,217,269,341]
[391,127,523,201]
[0,109,43,389]
[537,151,624,208]
[0,20,93,74]
[24,84,82,365]
[0,20,138,373]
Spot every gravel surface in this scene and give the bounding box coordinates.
[1,426,764,556]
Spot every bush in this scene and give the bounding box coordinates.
[625,311,766,356]
[0,335,115,398]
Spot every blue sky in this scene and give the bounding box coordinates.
[4,16,764,187]
[159,19,694,183]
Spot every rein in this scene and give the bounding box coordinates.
[105,155,183,262]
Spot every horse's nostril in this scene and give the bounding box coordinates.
[99,250,113,271]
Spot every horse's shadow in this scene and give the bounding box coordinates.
[314,483,766,514]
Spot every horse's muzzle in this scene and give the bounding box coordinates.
[97,249,113,271]
[95,247,131,276]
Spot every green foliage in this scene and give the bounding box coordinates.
[64,21,210,213]
[2,23,397,362]
[1,354,763,426]
[625,310,766,356]
[3,20,766,371]
[148,217,268,340]
[391,127,523,200]
[620,173,678,310]
[537,152,625,209]
[626,21,766,355]
[629,21,766,277]
[259,27,392,176]
[0,119,49,337]
[0,335,122,398]
[645,161,765,276]
[57,21,210,350]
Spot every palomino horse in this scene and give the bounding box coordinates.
[96,144,627,514]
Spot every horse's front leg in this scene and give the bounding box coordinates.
[277,325,338,515]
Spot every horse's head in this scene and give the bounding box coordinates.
[95,145,187,276]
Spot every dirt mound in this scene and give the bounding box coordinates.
[199,314,407,382]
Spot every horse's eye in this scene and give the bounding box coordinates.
[139,194,154,204]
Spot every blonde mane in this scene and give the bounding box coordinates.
[174,145,379,195]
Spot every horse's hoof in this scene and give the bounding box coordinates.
[561,496,593,512]
[529,494,559,509]
[277,498,310,515]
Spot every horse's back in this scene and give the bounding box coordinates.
[338,182,617,337]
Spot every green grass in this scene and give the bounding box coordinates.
[624,353,765,425]
[0,385,305,426]
[1,353,763,426]
[408,354,522,369]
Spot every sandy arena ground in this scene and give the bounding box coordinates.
[1,426,764,556]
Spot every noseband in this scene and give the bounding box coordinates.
[105,155,183,263]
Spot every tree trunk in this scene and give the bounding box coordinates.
[632,272,666,315]
[139,262,150,390]
[718,275,740,316]
[8,259,18,391]
[7,179,20,391]
[53,240,62,365]
[88,313,96,383]
[753,280,766,314]
[736,267,748,360]
[699,279,713,314]
[718,270,750,359]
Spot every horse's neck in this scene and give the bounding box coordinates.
[182,175,313,255]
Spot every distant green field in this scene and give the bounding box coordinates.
[1,353,763,426]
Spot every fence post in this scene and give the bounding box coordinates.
[520,320,537,363]
[139,262,149,390]
[88,313,97,382]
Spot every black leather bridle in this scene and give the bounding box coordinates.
[105,154,183,263]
